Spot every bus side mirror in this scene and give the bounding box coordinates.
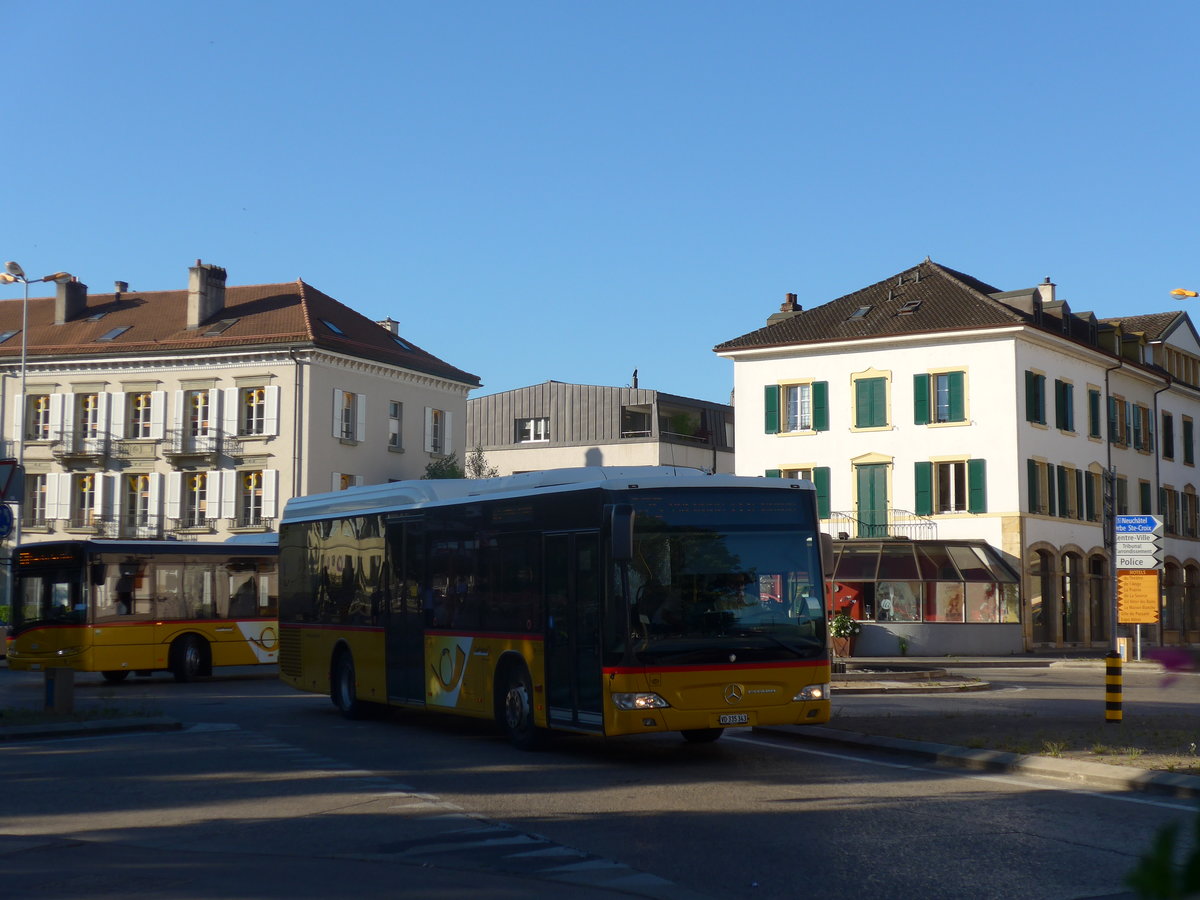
[820,533,834,578]
[610,504,634,562]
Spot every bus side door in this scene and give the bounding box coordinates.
[544,532,602,730]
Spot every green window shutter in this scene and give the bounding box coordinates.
[813,467,831,518]
[1047,464,1057,517]
[914,461,933,515]
[1085,471,1096,521]
[1074,469,1084,519]
[1088,389,1101,438]
[856,377,886,428]
[765,469,782,478]
[764,385,780,434]
[1054,380,1066,430]
[947,371,965,422]
[1064,383,1074,431]
[1056,466,1069,517]
[1185,419,1195,465]
[812,381,829,431]
[967,458,987,513]
[913,374,930,425]
[1108,396,1118,441]
[1025,372,1037,422]
[1027,459,1040,513]
[1139,481,1152,514]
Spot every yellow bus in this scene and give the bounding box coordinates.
[279,467,831,748]
[8,538,279,682]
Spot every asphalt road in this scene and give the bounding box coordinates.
[1,664,1196,899]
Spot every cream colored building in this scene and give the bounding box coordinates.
[716,259,1200,655]
[1,261,479,546]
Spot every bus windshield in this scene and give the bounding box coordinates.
[618,489,825,665]
[16,571,86,630]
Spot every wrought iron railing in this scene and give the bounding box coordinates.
[824,509,938,541]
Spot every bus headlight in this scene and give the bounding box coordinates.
[612,692,670,710]
[56,647,84,657]
[793,683,829,702]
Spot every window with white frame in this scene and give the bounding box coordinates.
[388,401,403,449]
[28,394,52,441]
[239,471,264,526]
[785,385,812,432]
[182,472,208,527]
[516,416,549,443]
[331,389,365,441]
[23,473,48,526]
[71,474,98,528]
[128,392,154,439]
[77,393,101,438]
[187,390,212,437]
[241,387,266,435]
[425,408,450,454]
[125,474,153,531]
[338,390,356,440]
[936,461,967,513]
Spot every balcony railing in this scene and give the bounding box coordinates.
[119,515,164,540]
[230,514,274,531]
[169,513,217,533]
[50,436,109,462]
[162,429,237,459]
[824,509,938,542]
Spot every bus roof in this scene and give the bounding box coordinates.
[282,466,815,524]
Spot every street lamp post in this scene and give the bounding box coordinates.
[0,262,72,598]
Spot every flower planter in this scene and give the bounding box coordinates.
[832,635,855,658]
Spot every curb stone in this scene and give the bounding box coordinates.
[0,716,183,742]
[757,724,1200,799]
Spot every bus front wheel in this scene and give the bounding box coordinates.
[171,636,206,683]
[331,651,365,720]
[101,670,129,684]
[681,728,724,744]
[500,663,544,750]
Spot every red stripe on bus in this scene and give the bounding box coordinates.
[603,658,827,675]
[280,623,384,633]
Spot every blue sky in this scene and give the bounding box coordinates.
[4,1,1200,404]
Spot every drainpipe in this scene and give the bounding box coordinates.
[288,348,305,499]
[1151,376,1171,650]
[1102,360,1122,657]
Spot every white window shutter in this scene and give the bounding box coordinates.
[97,392,110,436]
[166,472,182,519]
[332,472,342,491]
[148,472,162,519]
[445,411,454,454]
[355,393,367,441]
[223,387,240,436]
[61,394,76,443]
[222,470,238,518]
[209,389,222,436]
[110,392,127,440]
[13,395,24,441]
[107,473,122,526]
[206,471,222,517]
[95,473,109,522]
[47,473,64,520]
[424,407,434,452]
[264,385,280,435]
[263,469,279,518]
[49,393,66,441]
[173,390,186,433]
[149,391,166,440]
[332,388,343,437]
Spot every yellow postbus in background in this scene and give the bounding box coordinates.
[8,537,278,682]
[278,467,831,748]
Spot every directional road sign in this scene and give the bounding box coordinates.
[1115,515,1163,535]
[1114,536,1161,553]
[1115,553,1161,570]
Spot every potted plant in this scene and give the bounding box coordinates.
[830,611,861,658]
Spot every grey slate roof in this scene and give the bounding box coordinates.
[714,259,1034,352]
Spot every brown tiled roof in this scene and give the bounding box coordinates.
[714,259,1035,352]
[0,279,480,386]
[1099,311,1181,341]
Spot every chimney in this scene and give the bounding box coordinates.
[55,278,88,325]
[766,292,803,325]
[377,317,399,334]
[1037,277,1055,305]
[187,259,227,329]
[114,281,129,294]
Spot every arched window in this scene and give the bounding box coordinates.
[1062,552,1083,643]
[1088,554,1108,643]
[1031,549,1054,643]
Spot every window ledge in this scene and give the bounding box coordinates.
[339,437,359,446]
[388,446,405,453]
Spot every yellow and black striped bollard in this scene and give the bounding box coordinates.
[1105,652,1123,724]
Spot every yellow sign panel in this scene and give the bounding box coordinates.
[1117,570,1160,624]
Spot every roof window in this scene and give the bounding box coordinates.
[0,330,18,344]
[86,311,108,322]
[849,306,872,320]
[203,318,240,336]
[392,336,413,351]
[319,318,344,335]
[898,300,922,314]
[97,325,132,342]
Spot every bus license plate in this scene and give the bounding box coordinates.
[719,713,749,725]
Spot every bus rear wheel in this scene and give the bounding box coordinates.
[101,670,129,684]
[331,651,365,720]
[171,636,206,683]
[681,728,724,744]
[500,663,544,750]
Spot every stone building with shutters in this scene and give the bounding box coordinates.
[1,260,479,550]
[716,258,1200,655]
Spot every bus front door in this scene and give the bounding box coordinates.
[544,532,602,731]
